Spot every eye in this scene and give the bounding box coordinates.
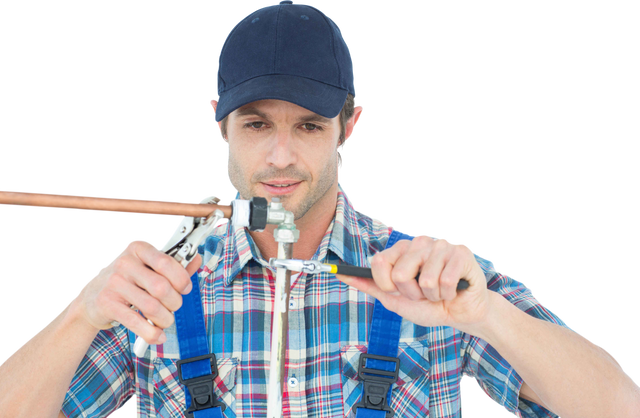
[301,123,321,131]
[243,121,267,130]
[242,121,321,133]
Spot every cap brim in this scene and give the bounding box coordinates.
[215,74,348,122]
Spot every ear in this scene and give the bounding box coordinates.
[343,106,363,143]
[207,97,222,132]
[211,100,226,141]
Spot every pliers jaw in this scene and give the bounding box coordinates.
[269,258,303,271]
[268,258,331,275]
[162,197,223,267]
[269,258,293,270]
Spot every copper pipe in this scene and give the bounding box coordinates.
[0,191,232,219]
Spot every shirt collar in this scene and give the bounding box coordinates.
[220,184,370,286]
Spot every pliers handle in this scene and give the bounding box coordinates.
[133,196,224,357]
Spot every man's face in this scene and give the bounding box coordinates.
[225,99,341,221]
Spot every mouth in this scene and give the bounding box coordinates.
[261,181,302,195]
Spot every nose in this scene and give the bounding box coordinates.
[265,129,297,169]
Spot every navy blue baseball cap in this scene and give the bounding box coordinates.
[215,1,355,122]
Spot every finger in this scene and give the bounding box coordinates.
[389,248,426,301]
[179,254,202,295]
[125,261,183,312]
[130,241,192,295]
[369,252,398,293]
[387,236,435,300]
[417,241,451,301]
[115,280,175,329]
[186,253,202,277]
[337,274,400,304]
[440,250,465,301]
[380,239,413,264]
[111,300,167,345]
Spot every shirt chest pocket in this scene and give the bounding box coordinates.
[151,327,239,418]
[341,340,431,418]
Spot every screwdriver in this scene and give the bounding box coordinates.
[269,258,470,291]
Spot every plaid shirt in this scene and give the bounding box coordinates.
[62,186,567,418]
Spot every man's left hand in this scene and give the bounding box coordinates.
[337,237,490,332]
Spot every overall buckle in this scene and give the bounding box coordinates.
[176,353,226,417]
[353,353,400,418]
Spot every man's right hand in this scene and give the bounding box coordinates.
[74,241,201,345]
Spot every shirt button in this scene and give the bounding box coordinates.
[288,377,299,388]
[289,299,297,309]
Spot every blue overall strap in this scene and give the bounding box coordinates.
[174,271,225,418]
[355,230,414,418]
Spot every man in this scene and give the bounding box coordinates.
[0,2,639,418]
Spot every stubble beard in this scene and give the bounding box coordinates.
[228,152,338,221]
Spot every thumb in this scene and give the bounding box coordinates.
[337,273,366,288]
[186,253,202,277]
